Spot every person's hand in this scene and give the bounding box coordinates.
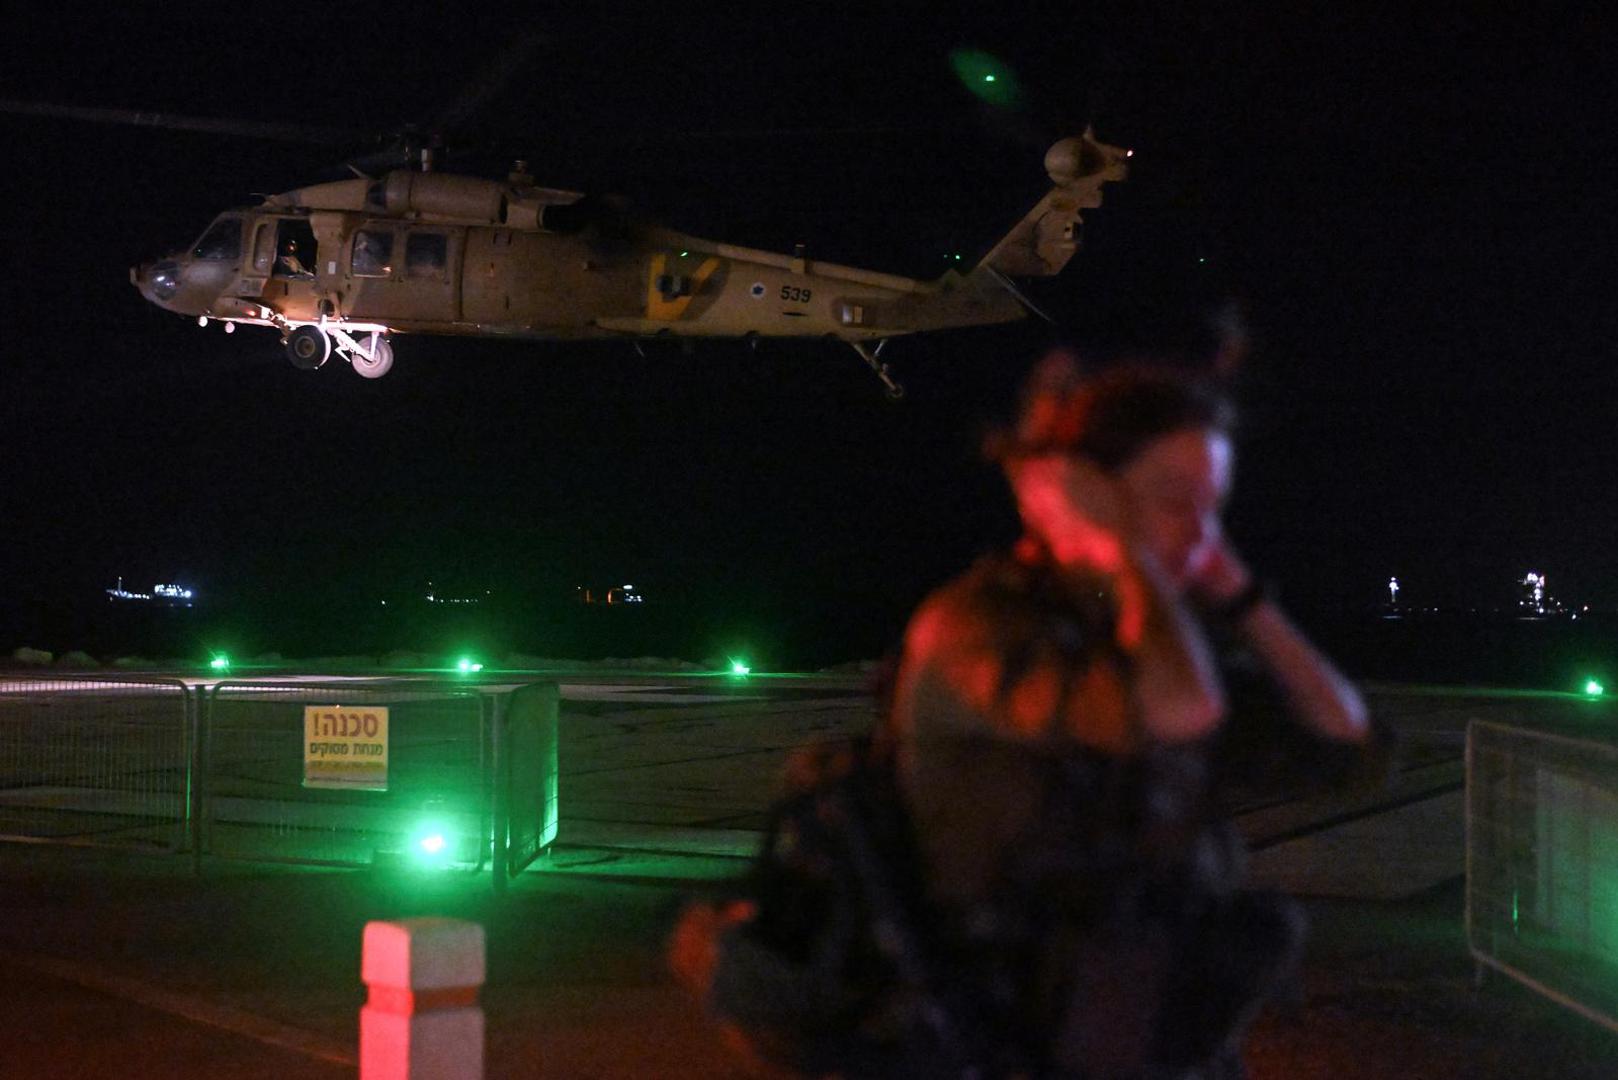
[1012,455,1161,649]
[1012,455,1132,573]
[1187,534,1253,609]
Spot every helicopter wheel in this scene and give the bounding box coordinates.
[285,326,330,370]
[352,337,395,379]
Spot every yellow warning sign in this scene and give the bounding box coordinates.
[303,705,389,790]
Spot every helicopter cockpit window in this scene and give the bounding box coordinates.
[405,233,448,280]
[192,216,243,261]
[352,229,394,278]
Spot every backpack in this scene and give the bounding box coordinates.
[670,737,993,1077]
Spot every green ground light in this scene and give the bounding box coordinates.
[410,822,453,866]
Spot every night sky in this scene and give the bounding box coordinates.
[1,8,1612,662]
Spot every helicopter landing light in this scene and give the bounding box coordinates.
[197,316,209,327]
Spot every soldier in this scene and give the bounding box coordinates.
[277,238,313,278]
[883,351,1391,1076]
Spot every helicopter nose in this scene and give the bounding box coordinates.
[133,259,182,304]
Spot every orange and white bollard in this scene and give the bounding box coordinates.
[361,918,486,1080]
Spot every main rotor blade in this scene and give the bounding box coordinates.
[419,22,551,138]
[0,98,367,146]
[586,123,926,144]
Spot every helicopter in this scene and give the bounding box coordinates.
[4,20,1130,399]
[124,130,1127,397]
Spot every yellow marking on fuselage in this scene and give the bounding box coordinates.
[647,253,723,321]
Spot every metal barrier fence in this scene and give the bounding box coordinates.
[1466,719,1618,1034]
[0,676,557,891]
[0,675,193,853]
[204,680,558,891]
[497,682,561,884]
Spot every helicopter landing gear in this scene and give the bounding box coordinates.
[341,331,394,379]
[285,325,330,370]
[282,325,394,377]
[849,338,904,400]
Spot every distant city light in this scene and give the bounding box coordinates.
[108,576,194,604]
[1522,572,1549,615]
[425,580,481,605]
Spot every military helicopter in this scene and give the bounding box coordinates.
[4,24,1128,398]
[122,130,1126,397]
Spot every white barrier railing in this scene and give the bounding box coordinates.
[1466,718,1618,1034]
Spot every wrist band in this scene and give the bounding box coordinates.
[1213,578,1271,625]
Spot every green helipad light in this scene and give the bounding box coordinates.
[730,660,751,676]
[1586,679,1604,697]
[408,820,453,867]
[209,655,230,671]
[457,657,483,673]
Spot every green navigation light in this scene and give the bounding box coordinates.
[209,655,230,671]
[948,48,1023,108]
[730,660,751,676]
[1586,679,1604,697]
[419,833,446,855]
[457,657,483,674]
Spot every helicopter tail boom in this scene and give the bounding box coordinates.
[976,129,1130,278]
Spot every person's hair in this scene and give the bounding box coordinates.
[989,351,1235,471]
